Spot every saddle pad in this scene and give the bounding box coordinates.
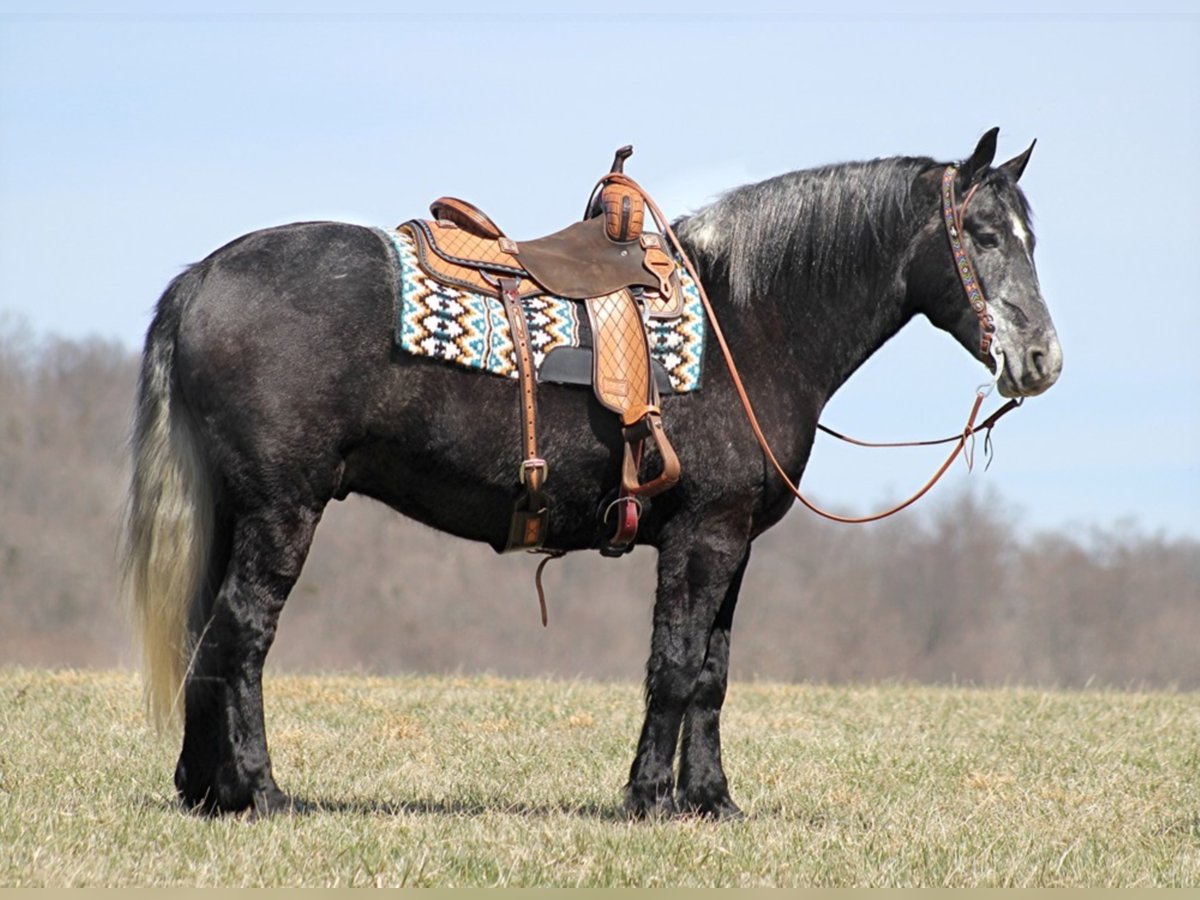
[381,227,704,393]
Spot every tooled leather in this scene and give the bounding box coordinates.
[416,219,523,269]
[585,289,652,417]
[403,223,544,299]
[601,183,645,242]
[641,270,683,318]
[642,245,676,298]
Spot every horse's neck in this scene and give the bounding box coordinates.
[690,247,912,409]
[680,160,929,407]
[804,282,913,400]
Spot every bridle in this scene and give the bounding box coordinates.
[605,166,1022,525]
[806,167,1022,457]
[942,165,995,358]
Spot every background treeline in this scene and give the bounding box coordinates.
[2,323,1198,687]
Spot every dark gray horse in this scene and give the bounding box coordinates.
[124,129,1061,818]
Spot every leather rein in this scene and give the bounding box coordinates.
[605,165,1022,525]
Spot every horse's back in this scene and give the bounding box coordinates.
[181,221,394,351]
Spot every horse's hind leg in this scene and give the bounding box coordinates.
[175,500,323,816]
[626,516,750,819]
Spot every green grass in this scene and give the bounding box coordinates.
[2,668,1199,887]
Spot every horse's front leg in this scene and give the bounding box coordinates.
[676,545,749,819]
[626,519,750,819]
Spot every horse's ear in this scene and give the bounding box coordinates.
[962,127,1000,185]
[998,138,1036,183]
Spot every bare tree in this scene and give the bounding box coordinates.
[2,320,1197,688]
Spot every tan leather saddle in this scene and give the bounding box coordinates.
[396,147,683,554]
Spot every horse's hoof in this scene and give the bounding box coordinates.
[677,791,745,822]
[177,793,215,817]
[248,788,309,820]
[704,798,745,821]
[624,781,677,820]
[176,780,304,819]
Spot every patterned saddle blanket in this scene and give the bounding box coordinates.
[382,225,704,394]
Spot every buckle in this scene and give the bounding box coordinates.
[519,458,548,486]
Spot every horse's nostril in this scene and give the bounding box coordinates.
[1026,346,1047,379]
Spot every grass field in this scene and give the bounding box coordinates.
[2,668,1199,887]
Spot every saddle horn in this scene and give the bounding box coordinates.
[587,146,645,242]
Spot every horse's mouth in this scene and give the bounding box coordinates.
[994,343,1062,398]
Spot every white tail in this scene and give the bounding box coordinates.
[122,274,214,730]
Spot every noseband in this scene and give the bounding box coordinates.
[942,165,995,357]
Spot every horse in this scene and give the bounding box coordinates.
[123,128,1062,819]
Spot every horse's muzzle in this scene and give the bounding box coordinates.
[998,337,1063,398]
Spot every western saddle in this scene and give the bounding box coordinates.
[397,146,684,555]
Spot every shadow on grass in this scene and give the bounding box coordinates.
[142,793,629,821]
[301,796,630,821]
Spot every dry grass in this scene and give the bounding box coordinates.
[2,668,1199,887]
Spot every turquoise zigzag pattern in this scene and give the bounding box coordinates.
[384,227,703,393]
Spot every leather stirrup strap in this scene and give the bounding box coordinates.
[622,304,680,499]
[497,276,548,550]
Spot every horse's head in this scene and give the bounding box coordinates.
[910,128,1062,398]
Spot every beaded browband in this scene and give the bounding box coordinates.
[941,165,994,357]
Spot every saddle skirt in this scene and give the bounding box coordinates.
[383,225,705,394]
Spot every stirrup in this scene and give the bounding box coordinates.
[598,490,642,557]
[619,411,681,498]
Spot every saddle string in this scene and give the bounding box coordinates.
[532,549,566,627]
[598,171,1022,525]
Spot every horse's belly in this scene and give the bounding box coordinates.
[345,367,621,551]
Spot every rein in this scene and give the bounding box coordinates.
[603,167,1022,525]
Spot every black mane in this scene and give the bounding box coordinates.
[677,156,939,307]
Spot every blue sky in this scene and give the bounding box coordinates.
[1,1,1197,539]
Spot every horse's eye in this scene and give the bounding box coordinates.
[974,231,1001,250]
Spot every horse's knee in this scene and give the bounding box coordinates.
[646,654,704,705]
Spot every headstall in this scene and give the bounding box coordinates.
[942,165,995,357]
